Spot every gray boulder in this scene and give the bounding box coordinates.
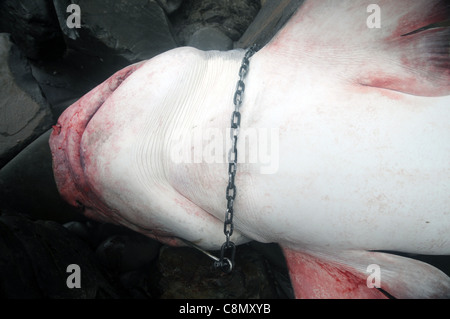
[0,0,65,61]
[0,34,54,169]
[156,244,282,298]
[156,0,184,14]
[170,0,261,46]
[187,27,234,51]
[0,213,120,298]
[236,0,305,49]
[0,130,81,223]
[53,0,178,62]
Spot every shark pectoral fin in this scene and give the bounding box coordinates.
[282,247,450,299]
[282,247,388,299]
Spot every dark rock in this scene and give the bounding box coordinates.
[91,222,145,247]
[28,46,130,119]
[156,244,281,298]
[187,27,234,51]
[0,34,54,169]
[249,242,295,298]
[63,221,91,243]
[119,269,158,299]
[0,0,65,61]
[0,130,82,223]
[157,0,184,14]
[64,220,156,250]
[0,213,120,298]
[0,217,42,298]
[235,0,305,49]
[96,234,161,273]
[26,0,180,118]
[170,0,261,46]
[53,0,177,63]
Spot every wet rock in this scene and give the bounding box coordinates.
[0,216,42,298]
[170,0,261,46]
[249,242,295,298]
[96,234,161,273]
[119,269,159,299]
[27,0,180,117]
[156,244,281,298]
[157,0,184,14]
[235,0,305,48]
[53,0,177,63]
[0,130,82,222]
[64,220,162,274]
[0,0,65,61]
[0,213,120,298]
[63,221,92,243]
[187,27,234,51]
[28,47,129,119]
[0,34,54,169]
[0,212,293,299]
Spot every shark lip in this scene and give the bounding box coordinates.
[49,62,144,224]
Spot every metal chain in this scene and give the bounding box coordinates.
[214,44,259,273]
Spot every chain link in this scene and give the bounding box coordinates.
[214,44,259,273]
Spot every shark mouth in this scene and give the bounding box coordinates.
[48,61,182,244]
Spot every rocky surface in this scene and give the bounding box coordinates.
[157,0,184,15]
[0,212,294,299]
[169,0,261,46]
[0,0,65,61]
[0,34,54,169]
[187,27,234,51]
[53,0,178,63]
[157,245,279,299]
[0,130,81,223]
[0,213,119,298]
[236,0,304,48]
